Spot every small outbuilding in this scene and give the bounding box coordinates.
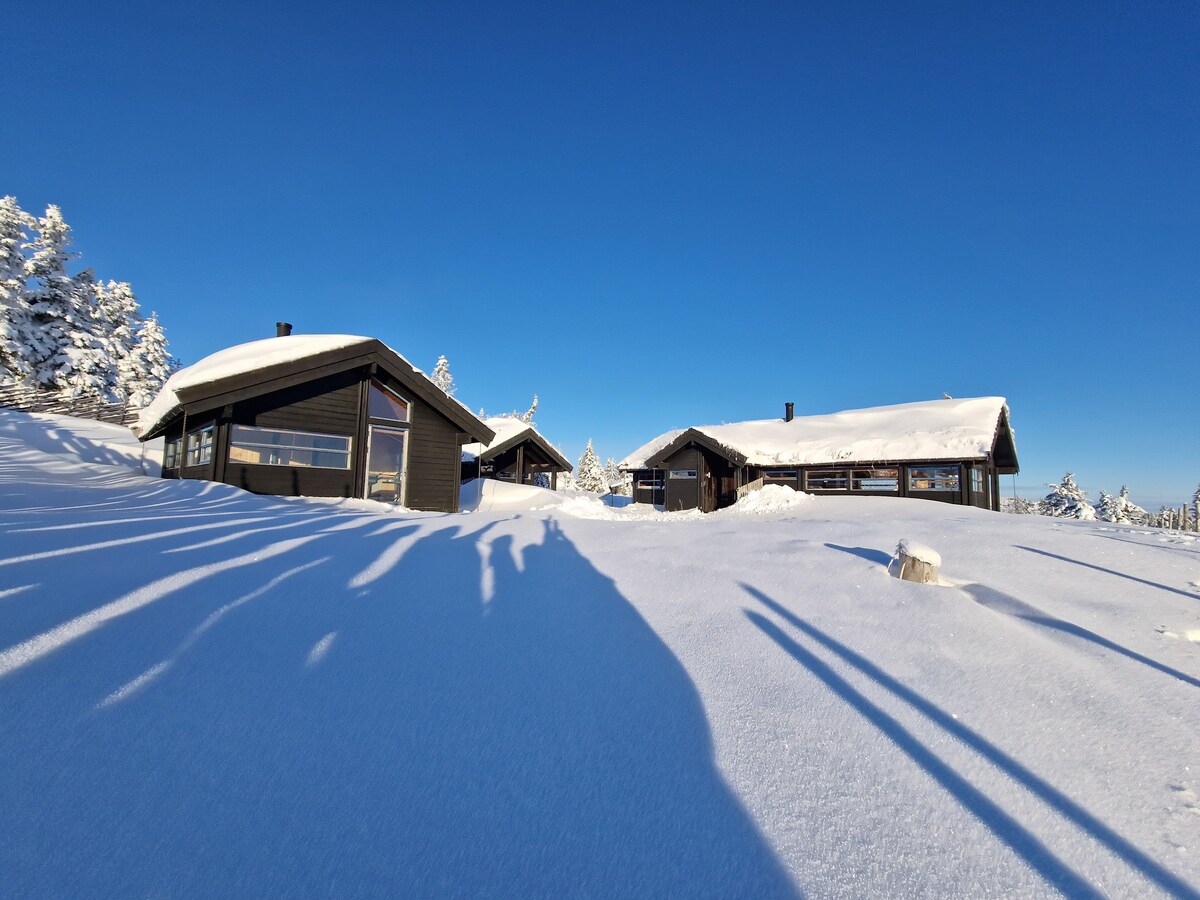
[134,329,494,512]
[620,397,1018,513]
[460,416,573,489]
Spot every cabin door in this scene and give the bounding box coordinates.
[365,425,407,504]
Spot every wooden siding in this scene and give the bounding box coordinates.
[220,371,362,499]
[662,447,703,511]
[404,399,461,512]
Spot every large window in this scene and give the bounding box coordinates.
[763,470,799,483]
[851,468,899,491]
[805,469,848,491]
[164,436,183,469]
[185,425,213,467]
[637,473,664,490]
[669,469,697,479]
[908,466,960,491]
[228,426,352,469]
[368,380,409,422]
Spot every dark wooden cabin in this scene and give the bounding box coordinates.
[460,416,572,489]
[135,331,494,512]
[622,397,1019,514]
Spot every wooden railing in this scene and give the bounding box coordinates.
[0,383,141,426]
[736,477,764,501]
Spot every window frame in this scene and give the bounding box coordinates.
[850,468,900,492]
[227,425,353,470]
[368,379,411,424]
[669,469,697,479]
[163,435,183,470]
[184,424,214,467]
[907,465,961,492]
[805,469,849,491]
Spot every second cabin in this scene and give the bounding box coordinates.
[620,397,1018,513]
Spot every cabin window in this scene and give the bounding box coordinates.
[908,466,960,491]
[805,469,848,491]
[163,436,183,469]
[637,473,664,489]
[228,426,352,469]
[763,470,798,482]
[368,380,410,423]
[851,468,899,491]
[185,425,213,467]
[970,467,984,493]
[669,469,697,479]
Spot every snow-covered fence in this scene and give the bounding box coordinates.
[0,383,140,426]
[736,477,765,501]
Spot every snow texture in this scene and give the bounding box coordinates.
[1,408,1199,899]
[620,396,1011,468]
[897,538,942,567]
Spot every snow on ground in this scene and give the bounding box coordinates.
[1,409,1198,898]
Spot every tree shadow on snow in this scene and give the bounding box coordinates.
[823,543,893,567]
[963,583,1200,690]
[1015,545,1199,601]
[740,583,1198,900]
[0,515,798,898]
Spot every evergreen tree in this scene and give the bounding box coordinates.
[122,311,175,407]
[575,440,607,493]
[1038,472,1096,520]
[96,278,141,397]
[24,206,108,394]
[1095,490,1120,522]
[1112,485,1148,525]
[431,355,455,396]
[1001,496,1039,515]
[0,196,33,384]
[521,394,538,424]
[602,457,625,494]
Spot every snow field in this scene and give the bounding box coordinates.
[0,410,1198,898]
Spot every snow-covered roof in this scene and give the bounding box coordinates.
[620,397,1013,469]
[134,334,485,439]
[461,416,572,471]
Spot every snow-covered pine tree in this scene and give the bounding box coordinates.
[122,311,175,407]
[576,440,607,493]
[1095,490,1120,522]
[24,207,108,395]
[0,196,33,384]
[1000,496,1039,515]
[96,279,141,398]
[1112,485,1148,525]
[1038,472,1096,520]
[602,457,625,494]
[431,355,455,396]
[521,394,538,424]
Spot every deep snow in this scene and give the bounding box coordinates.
[1,409,1198,898]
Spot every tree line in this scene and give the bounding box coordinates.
[1003,472,1200,530]
[0,197,174,407]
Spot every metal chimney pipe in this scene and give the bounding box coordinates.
[785,402,794,422]
[276,321,293,337]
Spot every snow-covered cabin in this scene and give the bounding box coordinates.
[460,416,573,489]
[620,397,1018,513]
[134,329,495,512]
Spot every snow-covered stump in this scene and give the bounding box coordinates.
[894,539,941,584]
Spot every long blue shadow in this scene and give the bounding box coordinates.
[0,516,800,898]
[1016,545,1198,601]
[965,584,1200,690]
[824,543,893,566]
[742,584,1200,900]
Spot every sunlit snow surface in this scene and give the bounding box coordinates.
[1,409,1198,898]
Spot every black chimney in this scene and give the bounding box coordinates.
[784,402,794,422]
[276,321,293,337]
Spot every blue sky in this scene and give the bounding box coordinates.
[6,1,1197,507]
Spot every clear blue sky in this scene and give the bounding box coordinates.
[6,1,1197,508]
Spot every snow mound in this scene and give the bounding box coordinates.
[459,478,575,513]
[722,484,814,516]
